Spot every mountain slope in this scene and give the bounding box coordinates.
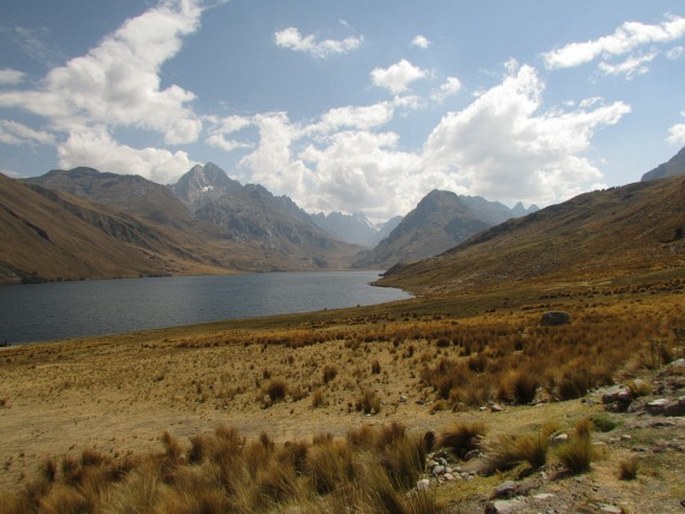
[641,146,685,181]
[26,167,195,228]
[171,164,363,270]
[379,175,685,294]
[353,190,529,269]
[0,174,230,283]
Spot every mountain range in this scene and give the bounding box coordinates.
[2,146,684,284]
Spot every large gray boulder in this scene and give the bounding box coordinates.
[540,311,571,326]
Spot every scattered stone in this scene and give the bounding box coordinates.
[492,480,518,499]
[416,478,430,491]
[540,311,571,326]
[432,465,445,476]
[620,434,632,441]
[601,385,632,405]
[533,493,554,500]
[491,404,503,412]
[485,499,524,514]
[667,358,685,368]
[443,472,455,481]
[599,505,623,513]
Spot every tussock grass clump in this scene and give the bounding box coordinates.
[356,389,382,415]
[556,418,594,474]
[322,365,338,384]
[485,430,548,471]
[311,388,327,408]
[618,456,639,480]
[438,422,486,459]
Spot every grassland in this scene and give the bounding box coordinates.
[0,269,684,512]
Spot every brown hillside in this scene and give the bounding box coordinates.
[379,176,685,294]
[0,174,233,283]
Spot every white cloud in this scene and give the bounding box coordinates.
[411,35,430,49]
[370,59,428,94]
[312,102,395,133]
[0,119,55,145]
[543,14,685,75]
[0,0,204,182]
[0,68,26,86]
[274,27,363,58]
[422,64,630,206]
[666,46,684,59]
[597,51,657,79]
[58,126,196,183]
[431,76,462,103]
[206,114,254,152]
[668,112,685,145]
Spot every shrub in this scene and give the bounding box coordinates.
[556,369,591,400]
[508,371,539,404]
[590,415,618,433]
[626,379,652,398]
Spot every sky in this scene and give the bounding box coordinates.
[0,1,684,223]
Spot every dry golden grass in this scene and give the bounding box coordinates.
[0,273,683,511]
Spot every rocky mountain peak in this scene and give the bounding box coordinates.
[641,146,685,182]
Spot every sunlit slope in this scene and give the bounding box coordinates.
[379,176,685,294]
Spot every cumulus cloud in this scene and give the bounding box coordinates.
[668,111,685,145]
[411,35,430,49]
[0,119,56,145]
[274,27,363,58]
[543,14,685,77]
[431,76,462,103]
[370,59,428,94]
[0,0,204,183]
[0,68,26,86]
[666,46,684,59]
[422,64,630,206]
[58,126,196,183]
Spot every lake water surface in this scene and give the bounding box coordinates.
[0,271,410,344]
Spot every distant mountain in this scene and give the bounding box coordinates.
[171,162,242,210]
[352,190,534,269]
[641,146,685,182]
[171,164,362,270]
[310,211,378,247]
[26,167,195,229]
[380,174,685,294]
[370,216,404,247]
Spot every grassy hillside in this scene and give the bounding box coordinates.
[380,176,685,294]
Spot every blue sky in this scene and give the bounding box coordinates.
[0,0,684,222]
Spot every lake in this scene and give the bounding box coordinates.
[0,271,411,344]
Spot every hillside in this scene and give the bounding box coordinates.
[0,174,232,283]
[353,190,534,269]
[379,175,685,294]
[310,211,378,247]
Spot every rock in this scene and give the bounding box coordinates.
[443,472,455,481]
[485,499,524,513]
[533,493,554,500]
[491,404,503,412]
[549,432,569,445]
[492,480,518,499]
[432,465,445,476]
[667,358,685,368]
[464,449,481,460]
[646,397,685,416]
[601,385,632,404]
[416,478,430,491]
[540,311,571,326]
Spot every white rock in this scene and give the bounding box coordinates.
[416,478,430,491]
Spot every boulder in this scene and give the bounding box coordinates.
[540,311,571,326]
